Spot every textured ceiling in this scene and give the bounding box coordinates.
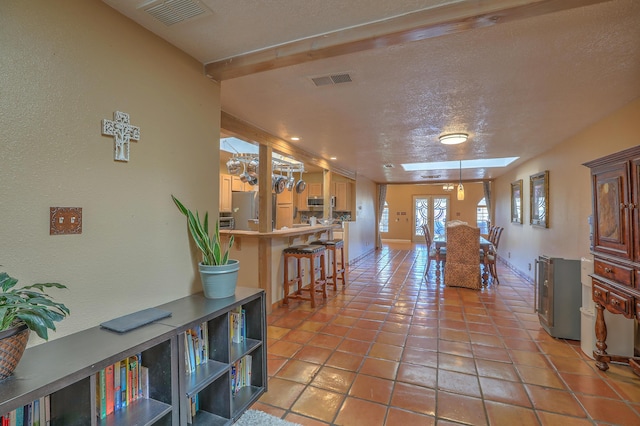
[102,0,640,183]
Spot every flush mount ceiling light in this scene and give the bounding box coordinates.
[439,133,468,145]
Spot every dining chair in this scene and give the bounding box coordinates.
[444,224,481,289]
[483,226,503,284]
[422,223,445,275]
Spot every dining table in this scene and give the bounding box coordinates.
[433,234,493,285]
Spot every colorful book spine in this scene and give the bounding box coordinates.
[137,353,143,400]
[119,361,127,408]
[105,364,114,415]
[113,362,121,411]
[98,369,106,419]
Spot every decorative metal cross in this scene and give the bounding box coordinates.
[101,111,140,162]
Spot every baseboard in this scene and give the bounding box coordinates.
[349,248,376,266]
[498,255,534,286]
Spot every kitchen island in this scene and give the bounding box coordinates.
[220,224,339,311]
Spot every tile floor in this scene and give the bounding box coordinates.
[250,242,640,425]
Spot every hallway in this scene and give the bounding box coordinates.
[252,242,640,425]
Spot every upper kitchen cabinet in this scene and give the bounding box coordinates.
[333,181,350,211]
[231,175,247,191]
[308,183,322,198]
[277,187,293,204]
[220,174,232,212]
[295,184,309,210]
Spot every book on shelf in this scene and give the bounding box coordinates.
[230,307,246,344]
[105,363,114,415]
[113,361,121,411]
[1,397,50,426]
[184,321,209,374]
[94,354,146,420]
[230,354,252,395]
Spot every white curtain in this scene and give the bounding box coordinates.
[483,180,492,226]
[376,184,387,249]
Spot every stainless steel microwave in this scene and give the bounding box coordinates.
[308,196,335,207]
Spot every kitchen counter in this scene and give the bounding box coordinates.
[219,224,340,310]
[220,224,339,239]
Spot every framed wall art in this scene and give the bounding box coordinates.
[511,179,523,224]
[530,171,549,228]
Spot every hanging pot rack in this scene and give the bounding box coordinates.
[229,153,305,175]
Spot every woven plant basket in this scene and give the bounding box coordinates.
[0,322,30,380]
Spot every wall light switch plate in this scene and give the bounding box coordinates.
[50,207,82,235]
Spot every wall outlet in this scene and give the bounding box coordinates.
[508,252,511,258]
[528,263,532,271]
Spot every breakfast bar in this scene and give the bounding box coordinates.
[220,224,338,311]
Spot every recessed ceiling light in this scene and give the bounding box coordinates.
[439,133,468,145]
[330,156,337,160]
[291,137,300,141]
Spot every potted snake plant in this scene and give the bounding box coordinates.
[172,195,238,299]
[0,271,70,380]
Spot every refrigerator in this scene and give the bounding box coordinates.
[231,191,258,231]
[231,192,277,231]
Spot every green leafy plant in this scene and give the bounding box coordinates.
[0,272,70,340]
[172,195,235,266]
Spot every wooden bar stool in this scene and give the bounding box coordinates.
[310,239,346,290]
[283,245,327,307]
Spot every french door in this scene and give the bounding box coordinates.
[413,196,449,242]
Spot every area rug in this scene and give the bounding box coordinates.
[235,409,301,426]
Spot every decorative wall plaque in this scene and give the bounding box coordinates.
[102,111,140,162]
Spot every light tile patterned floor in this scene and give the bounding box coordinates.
[250,242,640,425]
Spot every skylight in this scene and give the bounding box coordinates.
[220,137,303,166]
[401,157,519,171]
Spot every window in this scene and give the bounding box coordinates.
[379,202,389,232]
[477,197,489,235]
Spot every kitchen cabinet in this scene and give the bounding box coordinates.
[296,185,309,210]
[333,182,350,211]
[277,188,293,204]
[583,145,640,376]
[220,174,232,213]
[308,183,322,198]
[276,204,293,230]
[231,175,246,192]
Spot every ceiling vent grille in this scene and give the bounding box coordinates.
[310,72,353,87]
[143,0,210,26]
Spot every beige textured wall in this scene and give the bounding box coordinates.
[1,1,221,345]
[347,175,377,261]
[383,182,487,241]
[494,98,640,281]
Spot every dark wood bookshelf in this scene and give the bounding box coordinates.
[0,287,266,426]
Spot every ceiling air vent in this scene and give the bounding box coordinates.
[142,0,210,26]
[310,72,353,87]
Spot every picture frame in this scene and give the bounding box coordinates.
[510,180,523,224]
[530,171,549,228]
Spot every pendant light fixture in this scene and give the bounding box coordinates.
[457,160,465,200]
